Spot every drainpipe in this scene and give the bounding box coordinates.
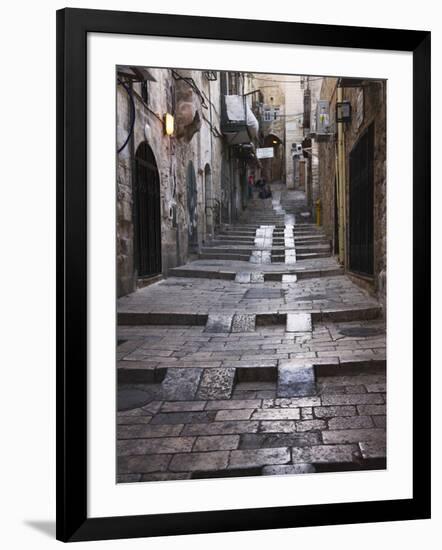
[336,85,346,265]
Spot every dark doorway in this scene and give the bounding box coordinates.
[349,124,374,276]
[187,161,198,252]
[134,142,162,277]
[263,133,283,182]
[204,164,213,241]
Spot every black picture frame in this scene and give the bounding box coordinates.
[56,7,431,542]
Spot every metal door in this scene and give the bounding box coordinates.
[349,124,374,276]
[134,143,161,277]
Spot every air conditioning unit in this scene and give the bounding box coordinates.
[315,100,333,140]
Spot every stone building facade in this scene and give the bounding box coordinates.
[284,75,321,199]
[317,77,387,306]
[116,67,259,297]
[250,75,286,183]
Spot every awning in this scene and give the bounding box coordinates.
[221,95,259,145]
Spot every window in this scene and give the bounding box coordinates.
[141,80,148,104]
[273,107,280,120]
[264,109,272,122]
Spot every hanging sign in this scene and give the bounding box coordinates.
[256,147,274,159]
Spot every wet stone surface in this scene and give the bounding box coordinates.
[116,187,386,483]
[244,288,283,299]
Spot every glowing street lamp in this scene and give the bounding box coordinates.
[164,113,174,136]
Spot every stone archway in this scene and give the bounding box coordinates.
[133,142,162,278]
[263,133,283,182]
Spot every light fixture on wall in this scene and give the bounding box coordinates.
[164,113,174,136]
[336,101,352,123]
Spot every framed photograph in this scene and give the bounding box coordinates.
[56,8,431,542]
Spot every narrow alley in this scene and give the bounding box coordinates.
[117,186,386,482]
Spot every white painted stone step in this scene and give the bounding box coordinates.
[286,312,312,332]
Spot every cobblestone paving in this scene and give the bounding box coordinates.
[117,371,386,482]
[118,275,380,317]
[117,188,386,482]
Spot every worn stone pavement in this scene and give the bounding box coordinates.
[117,187,386,483]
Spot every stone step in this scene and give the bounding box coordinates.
[208,236,329,244]
[168,266,344,281]
[199,252,251,261]
[296,252,332,260]
[118,305,382,326]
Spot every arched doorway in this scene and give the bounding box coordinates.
[263,133,283,182]
[186,161,198,251]
[134,142,162,277]
[204,164,213,241]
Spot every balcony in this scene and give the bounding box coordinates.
[221,95,259,145]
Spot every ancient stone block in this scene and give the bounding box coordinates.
[117,424,183,440]
[204,314,233,333]
[215,409,254,421]
[205,399,261,411]
[169,451,230,472]
[235,272,251,284]
[357,404,386,416]
[295,419,327,432]
[262,464,316,475]
[117,436,195,456]
[161,401,206,412]
[322,428,386,445]
[328,416,374,430]
[160,368,202,401]
[196,368,236,400]
[282,274,298,283]
[321,393,384,406]
[194,435,240,452]
[359,441,387,459]
[182,421,260,436]
[228,447,290,469]
[277,361,316,397]
[150,411,215,425]
[251,408,300,420]
[231,313,256,333]
[118,454,171,474]
[292,444,360,464]
[239,432,321,450]
[313,405,357,418]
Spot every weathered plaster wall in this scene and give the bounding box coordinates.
[116,68,226,297]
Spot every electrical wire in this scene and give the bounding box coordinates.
[117,79,135,154]
[251,76,325,84]
[171,69,209,109]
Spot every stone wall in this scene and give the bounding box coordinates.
[116,68,225,297]
[343,81,387,306]
[317,77,386,305]
[318,78,339,248]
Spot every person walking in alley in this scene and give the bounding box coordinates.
[247,174,255,199]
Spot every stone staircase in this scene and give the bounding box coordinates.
[198,191,331,263]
